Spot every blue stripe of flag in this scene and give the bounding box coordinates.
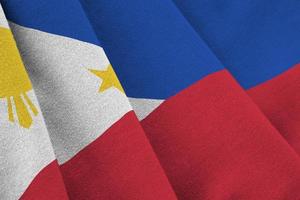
[1,0,100,46]
[81,0,223,99]
[173,0,300,89]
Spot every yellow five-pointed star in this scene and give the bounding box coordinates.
[89,64,125,93]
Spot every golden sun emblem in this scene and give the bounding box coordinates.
[89,64,125,93]
[0,27,38,128]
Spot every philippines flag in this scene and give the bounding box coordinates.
[1,1,176,199]
[1,0,300,200]
[82,0,300,199]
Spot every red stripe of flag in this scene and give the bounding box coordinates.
[20,161,69,200]
[141,70,300,199]
[60,111,177,200]
[248,63,300,155]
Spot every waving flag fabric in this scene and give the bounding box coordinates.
[1,0,300,200]
[172,0,300,156]
[0,1,176,199]
[0,5,68,199]
[80,0,300,199]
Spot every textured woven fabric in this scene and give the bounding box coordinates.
[1,0,300,199]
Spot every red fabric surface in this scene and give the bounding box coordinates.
[20,161,68,200]
[19,67,300,200]
[248,63,300,155]
[60,111,177,200]
[141,70,300,200]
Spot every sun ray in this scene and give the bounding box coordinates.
[7,97,14,122]
[23,93,38,116]
[14,95,33,128]
[0,27,38,128]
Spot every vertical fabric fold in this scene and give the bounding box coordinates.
[80,0,300,199]
[173,0,300,156]
[1,0,177,199]
[0,4,68,199]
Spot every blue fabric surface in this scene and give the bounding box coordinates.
[173,0,300,89]
[80,0,223,99]
[1,0,100,46]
